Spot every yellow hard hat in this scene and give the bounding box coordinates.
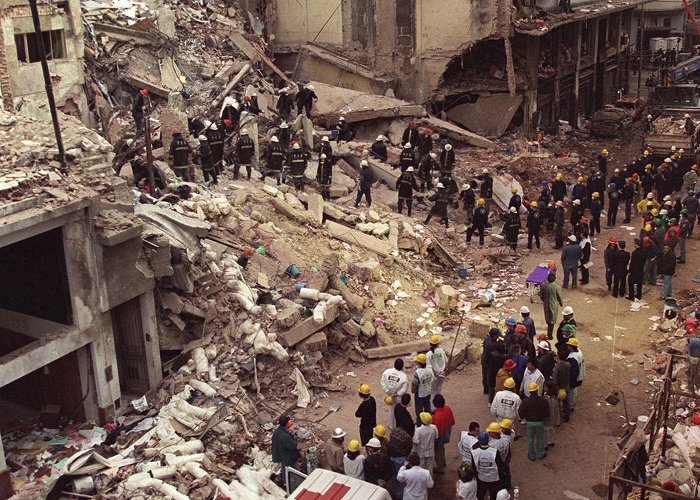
[511,187,517,193]
[556,173,563,180]
[486,422,502,433]
[577,176,584,182]
[429,334,441,345]
[558,389,567,400]
[643,150,649,156]
[530,201,538,208]
[645,163,653,170]
[602,149,608,155]
[359,384,371,395]
[373,424,386,437]
[645,224,652,231]
[504,377,516,389]
[693,164,698,171]
[528,381,539,393]
[384,395,395,405]
[477,198,486,206]
[592,192,600,198]
[499,418,513,430]
[414,353,427,364]
[566,338,579,347]
[419,412,432,425]
[348,439,361,452]
[651,209,658,216]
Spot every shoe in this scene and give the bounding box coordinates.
[549,443,555,447]
[529,456,536,461]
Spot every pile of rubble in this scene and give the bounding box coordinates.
[650,116,686,135]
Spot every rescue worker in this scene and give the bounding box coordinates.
[325,427,346,473]
[396,166,419,216]
[424,182,450,228]
[381,359,408,430]
[579,230,592,285]
[642,166,655,199]
[552,172,567,202]
[397,452,433,498]
[503,207,520,252]
[683,190,699,236]
[593,171,606,209]
[684,113,695,135]
[132,88,149,130]
[206,123,224,174]
[467,198,489,246]
[566,338,585,413]
[520,305,537,340]
[399,143,416,172]
[335,116,354,142]
[612,240,630,298]
[571,176,588,207]
[508,187,522,212]
[276,87,293,121]
[198,135,217,184]
[660,242,676,299]
[607,182,621,226]
[364,438,392,486]
[471,432,504,499]
[411,353,434,424]
[278,121,291,152]
[426,335,447,398]
[597,148,609,176]
[288,143,307,192]
[627,238,647,301]
[561,235,583,289]
[343,439,365,479]
[490,377,521,423]
[570,198,583,233]
[169,129,191,181]
[261,136,284,184]
[295,83,317,118]
[402,120,419,148]
[526,201,542,250]
[539,180,552,206]
[683,164,698,194]
[478,169,494,206]
[241,94,259,114]
[589,192,602,236]
[271,415,301,489]
[318,153,333,201]
[370,135,388,162]
[356,384,377,446]
[417,128,433,158]
[458,422,481,463]
[556,307,577,354]
[439,143,454,175]
[355,159,373,208]
[417,152,436,191]
[553,200,565,249]
[319,136,333,165]
[604,236,618,291]
[234,129,255,180]
[459,183,476,221]
[622,178,635,223]
[517,382,549,461]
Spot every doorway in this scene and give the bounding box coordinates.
[111,297,149,394]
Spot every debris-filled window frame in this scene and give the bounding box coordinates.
[14,29,67,64]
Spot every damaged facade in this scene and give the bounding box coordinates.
[0,0,87,120]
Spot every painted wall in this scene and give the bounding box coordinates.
[272,0,343,49]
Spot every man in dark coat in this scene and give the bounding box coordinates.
[132,88,149,130]
[198,135,217,184]
[561,235,583,289]
[526,201,542,250]
[276,88,293,121]
[417,152,436,191]
[481,328,500,394]
[467,198,489,246]
[417,128,433,158]
[272,415,301,489]
[552,173,566,202]
[477,169,494,205]
[317,154,333,201]
[396,167,419,216]
[355,384,377,445]
[402,120,419,148]
[370,135,388,162]
[288,143,307,192]
[607,183,621,226]
[335,116,354,142]
[627,238,647,301]
[261,135,284,185]
[439,143,455,175]
[503,207,521,251]
[612,240,630,298]
[206,123,225,174]
[169,129,191,181]
[399,143,416,172]
[355,160,373,208]
[553,201,565,249]
[234,129,255,180]
[590,192,602,236]
[295,84,318,118]
[424,183,450,228]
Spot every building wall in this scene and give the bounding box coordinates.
[0,0,86,119]
[272,0,343,49]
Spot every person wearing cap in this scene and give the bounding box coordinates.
[319,135,333,164]
[335,116,354,142]
[683,164,698,194]
[683,189,699,236]
[685,113,696,135]
[566,338,585,413]
[607,181,621,226]
[295,83,317,118]
[287,142,308,192]
[396,166,420,216]
[398,142,417,173]
[520,357,544,397]
[525,200,542,250]
[169,129,191,181]
[589,191,602,236]
[539,179,552,205]
[325,427,346,473]
[431,394,455,474]
[539,271,563,339]
[413,412,438,476]
[477,168,494,205]
[502,206,521,252]
[514,324,536,359]
[519,305,536,340]
[572,176,588,208]
[659,242,676,300]
[241,94,258,114]
[402,120,419,148]
[456,461,478,500]
[507,187,522,213]
[343,439,365,479]
[501,316,516,352]
[556,309,577,353]
[395,393,415,437]
[364,437,392,486]
[397,451,433,499]
[220,97,240,133]
[561,234,583,289]
[517,380,549,461]
[132,88,150,130]
[271,415,301,487]
[381,358,408,429]
[373,425,389,454]
[316,153,333,200]
[439,142,454,175]
[471,431,504,498]
[355,384,377,445]
[424,182,450,228]
[355,159,374,208]
[598,148,609,176]
[416,151,436,191]
[459,183,476,220]
[206,123,225,175]
[577,229,592,286]
[481,328,500,395]
[233,129,255,181]
[426,335,448,399]
[665,217,680,250]
[621,177,635,223]
[412,354,434,423]
[276,87,293,121]
[198,134,217,184]
[552,172,566,202]
[552,200,565,248]
[678,210,690,263]
[604,237,618,292]
[536,340,555,379]
[570,198,583,233]
[491,376,521,423]
[486,422,510,472]
[627,238,647,300]
[416,127,433,158]
[498,419,515,454]
[467,198,489,246]
[552,349,571,421]
[370,135,388,162]
[495,358,516,393]
[278,121,292,153]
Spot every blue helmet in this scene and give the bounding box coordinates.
[478,431,489,445]
[506,316,517,326]
[540,180,548,186]
[609,183,617,189]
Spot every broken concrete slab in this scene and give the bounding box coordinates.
[329,276,366,312]
[326,221,392,256]
[364,339,431,359]
[298,330,328,352]
[349,260,382,282]
[282,302,340,347]
[420,116,496,150]
[492,173,524,212]
[306,193,324,225]
[341,319,361,337]
[271,197,316,225]
[227,32,293,86]
[136,204,210,260]
[446,94,523,138]
[160,291,185,314]
[388,221,399,251]
[436,285,458,311]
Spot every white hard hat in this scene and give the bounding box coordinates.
[684,114,690,118]
[463,184,470,190]
[210,123,218,131]
[198,135,207,141]
[406,166,414,172]
[339,116,346,121]
[361,160,369,166]
[203,119,212,127]
[280,121,289,128]
[307,84,315,91]
[647,193,654,199]
[252,92,257,97]
[647,114,652,119]
[404,142,412,149]
[679,148,684,153]
[614,168,620,173]
[482,168,489,174]
[292,143,301,150]
[332,427,346,438]
[568,234,578,242]
[664,158,672,162]
[429,152,437,159]
[367,438,382,448]
[509,207,516,213]
[445,144,452,151]
[320,153,327,159]
[271,136,279,142]
[538,340,551,351]
[663,195,671,201]
[322,136,330,142]
[562,306,574,315]
[671,146,677,151]
[376,135,384,141]
[437,182,444,188]
[241,129,248,135]
[659,209,668,215]
[555,200,563,207]
[520,306,530,314]
[573,199,581,205]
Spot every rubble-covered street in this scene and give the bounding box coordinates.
[0,0,699,499]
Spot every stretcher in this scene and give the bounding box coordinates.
[525,264,553,303]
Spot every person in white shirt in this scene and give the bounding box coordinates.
[457,421,480,462]
[487,421,512,489]
[413,412,438,476]
[490,377,521,421]
[411,353,434,423]
[520,358,545,397]
[397,452,433,500]
[380,358,408,429]
[471,432,502,500]
[426,335,448,404]
[456,460,478,500]
[342,439,365,479]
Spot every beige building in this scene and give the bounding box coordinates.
[0,0,87,119]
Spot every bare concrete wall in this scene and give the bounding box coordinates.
[272,0,343,49]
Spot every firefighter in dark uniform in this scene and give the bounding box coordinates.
[399,143,416,172]
[370,135,388,162]
[467,198,489,246]
[424,182,450,228]
[526,201,542,250]
[279,122,291,153]
[439,143,455,176]
[198,135,217,184]
[459,184,476,223]
[288,143,307,192]
[234,129,255,180]
[169,129,191,181]
[417,152,436,192]
[417,128,433,158]
[318,153,333,201]
[401,120,419,148]
[262,136,284,185]
[206,123,224,174]
[396,166,419,216]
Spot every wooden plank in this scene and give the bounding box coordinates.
[364,339,432,359]
[421,116,496,150]
[228,32,292,86]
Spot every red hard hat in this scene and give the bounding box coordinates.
[171,128,180,135]
[223,119,232,127]
[244,95,251,101]
[608,236,617,244]
[642,236,651,247]
[580,217,589,224]
[515,324,527,334]
[503,359,516,370]
[409,120,416,126]
[140,88,149,96]
[632,173,639,179]
[423,128,431,135]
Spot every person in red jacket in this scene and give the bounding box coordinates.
[432,394,455,474]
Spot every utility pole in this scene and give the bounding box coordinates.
[28,0,66,171]
[144,109,156,196]
[637,0,645,98]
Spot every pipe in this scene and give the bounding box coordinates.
[124,476,190,500]
[165,452,206,466]
[189,379,217,397]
